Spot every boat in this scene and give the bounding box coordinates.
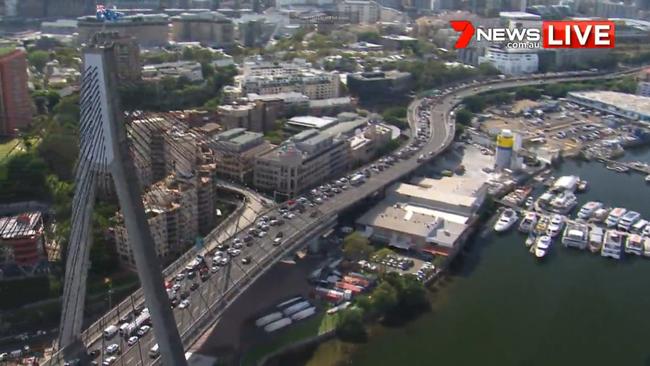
[576,180,589,192]
[631,219,648,234]
[525,234,536,248]
[494,208,519,232]
[534,216,550,235]
[606,163,629,173]
[577,201,603,220]
[601,230,624,260]
[618,211,640,232]
[561,221,589,250]
[549,191,578,214]
[605,208,627,228]
[643,237,650,258]
[534,235,552,258]
[589,226,604,253]
[518,212,538,233]
[644,224,650,237]
[525,196,534,208]
[592,208,610,222]
[625,234,644,256]
[547,214,565,238]
[645,175,650,183]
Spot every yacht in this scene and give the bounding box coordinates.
[534,216,550,235]
[518,212,538,233]
[589,226,604,253]
[618,211,641,232]
[547,214,565,238]
[577,201,603,220]
[592,208,610,223]
[525,233,536,248]
[601,230,624,260]
[561,221,589,250]
[631,219,648,234]
[494,209,519,232]
[643,237,650,258]
[625,234,644,256]
[535,235,552,258]
[525,196,534,208]
[605,208,627,228]
[549,192,578,214]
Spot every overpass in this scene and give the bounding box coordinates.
[46,68,642,365]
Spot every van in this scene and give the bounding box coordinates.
[149,344,160,359]
[118,322,130,335]
[103,325,119,339]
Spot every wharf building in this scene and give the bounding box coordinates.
[567,91,650,124]
[356,176,487,259]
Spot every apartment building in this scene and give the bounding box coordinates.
[217,100,277,133]
[0,212,45,269]
[0,48,32,136]
[254,129,348,199]
[208,128,273,183]
[478,46,538,75]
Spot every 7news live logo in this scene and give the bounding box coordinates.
[450,20,615,49]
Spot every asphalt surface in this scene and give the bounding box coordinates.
[51,68,641,366]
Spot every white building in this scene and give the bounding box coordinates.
[567,91,650,123]
[478,47,538,75]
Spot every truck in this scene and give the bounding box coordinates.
[103,325,119,340]
[123,311,151,337]
[350,174,365,186]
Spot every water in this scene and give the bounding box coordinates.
[302,148,650,366]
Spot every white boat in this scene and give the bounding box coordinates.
[525,234,536,247]
[494,209,519,232]
[547,214,565,238]
[643,237,650,258]
[605,208,627,228]
[535,235,552,258]
[618,211,641,232]
[644,224,650,237]
[518,212,538,233]
[592,208,610,222]
[577,201,603,219]
[645,174,650,183]
[625,234,644,256]
[588,226,604,253]
[561,221,589,250]
[549,191,578,214]
[601,230,623,259]
[525,196,534,208]
[632,219,648,234]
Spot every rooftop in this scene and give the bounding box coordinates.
[287,116,338,130]
[499,11,542,20]
[0,212,43,240]
[568,91,650,117]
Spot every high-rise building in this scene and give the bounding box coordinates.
[0,48,32,136]
[171,11,235,47]
[77,13,170,48]
[90,32,142,82]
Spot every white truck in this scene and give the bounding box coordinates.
[123,312,151,337]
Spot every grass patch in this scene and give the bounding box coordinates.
[0,138,20,160]
[242,312,339,366]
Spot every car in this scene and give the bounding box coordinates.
[243,235,254,242]
[210,265,220,273]
[136,325,151,337]
[190,282,199,291]
[233,242,243,249]
[179,299,190,309]
[187,271,196,279]
[88,349,100,359]
[242,256,252,265]
[0,353,6,361]
[175,273,185,282]
[228,248,241,257]
[127,336,139,347]
[172,283,181,292]
[105,344,120,355]
[257,231,266,238]
[64,359,81,366]
[102,356,117,366]
[219,257,229,266]
[170,298,179,308]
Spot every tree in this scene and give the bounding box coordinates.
[336,307,367,342]
[371,281,398,315]
[0,152,50,202]
[343,232,373,261]
[28,50,50,72]
[515,86,542,100]
[462,95,485,113]
[455,109,473,125]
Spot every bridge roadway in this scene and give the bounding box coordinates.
[47,68,640,366]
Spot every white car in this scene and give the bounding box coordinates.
[210,265,220,273]
[172,283,181,292]
[136,325,150,337]
[127,336,139,347]
[105,344,120,355]
[257,231,266,238]
[179,299,190,309]
[103,356,117,366]
[228,248,241,257]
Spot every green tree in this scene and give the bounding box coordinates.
[0,152,50,202]
[515,86,542,100]
[336,307,367,342]
[462,95,485,113]
[371,281,398,315]
[28,50,50,72]
[343,232,373,261]
[455,109,473,125]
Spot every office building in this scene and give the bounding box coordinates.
[90,32,142,82]
[77,13,170,48]
[478,47,538,75]
[336,0,381,24]
[0,48,32,136]
[254,129,348,199]
[240,59,340,100]
[171,11,235,47]
[0,212,45,269]
[208,128,273,183]
[217,100,277,133]
[347,70,412,102]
